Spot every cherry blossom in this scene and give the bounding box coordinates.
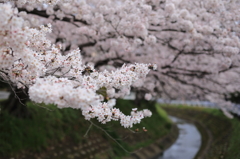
[1,0,240,121]
[0,3,155,128]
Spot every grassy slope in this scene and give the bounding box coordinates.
[0,102,88,156]
[106,100,173,158]
[203,108,240,159]
[0,99,173,159]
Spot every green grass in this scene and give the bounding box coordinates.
[98,99,173,158]
[226,118,240,159]
[0,99,173,158]
[0,102,88,157]
[200,108,240,159]
[201,108,240,159]
[155,103,172,123]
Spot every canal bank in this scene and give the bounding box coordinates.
[127,104,240,159]
[124,114,203,159]
[0,100,176,159]
[161,105,231,159]
[123,122,179,159]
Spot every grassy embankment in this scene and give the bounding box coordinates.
[160,104,240,159]
[0,99,174,159]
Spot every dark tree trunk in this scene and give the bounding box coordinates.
[133,90,156,112]
[134,90,145,106]
[2,88,31,118]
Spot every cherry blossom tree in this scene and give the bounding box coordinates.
[1,0,240,120]
[0,2,155,127]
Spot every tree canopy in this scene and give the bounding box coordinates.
[1,0,240,123]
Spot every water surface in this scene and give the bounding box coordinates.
[158,116,201,159]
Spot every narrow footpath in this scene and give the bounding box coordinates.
[0,91,9,100]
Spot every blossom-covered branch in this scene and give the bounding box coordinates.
[0,3,156,127]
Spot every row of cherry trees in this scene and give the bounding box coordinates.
[1,0,240,123]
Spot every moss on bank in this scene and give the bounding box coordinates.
[0,99,173,159]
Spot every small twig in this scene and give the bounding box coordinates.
[9,85,26,107]
[108,20,121,36]
[33,102,54,111]
[89,120,142,154]
[127,128,136,133]
[50,66,62,75]
[61,67,72,77]
[84,122,93,137]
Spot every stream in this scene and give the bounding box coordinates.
[158,116,201,159]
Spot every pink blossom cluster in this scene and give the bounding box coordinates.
[2,0,240,118]
[0,3,155,128]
